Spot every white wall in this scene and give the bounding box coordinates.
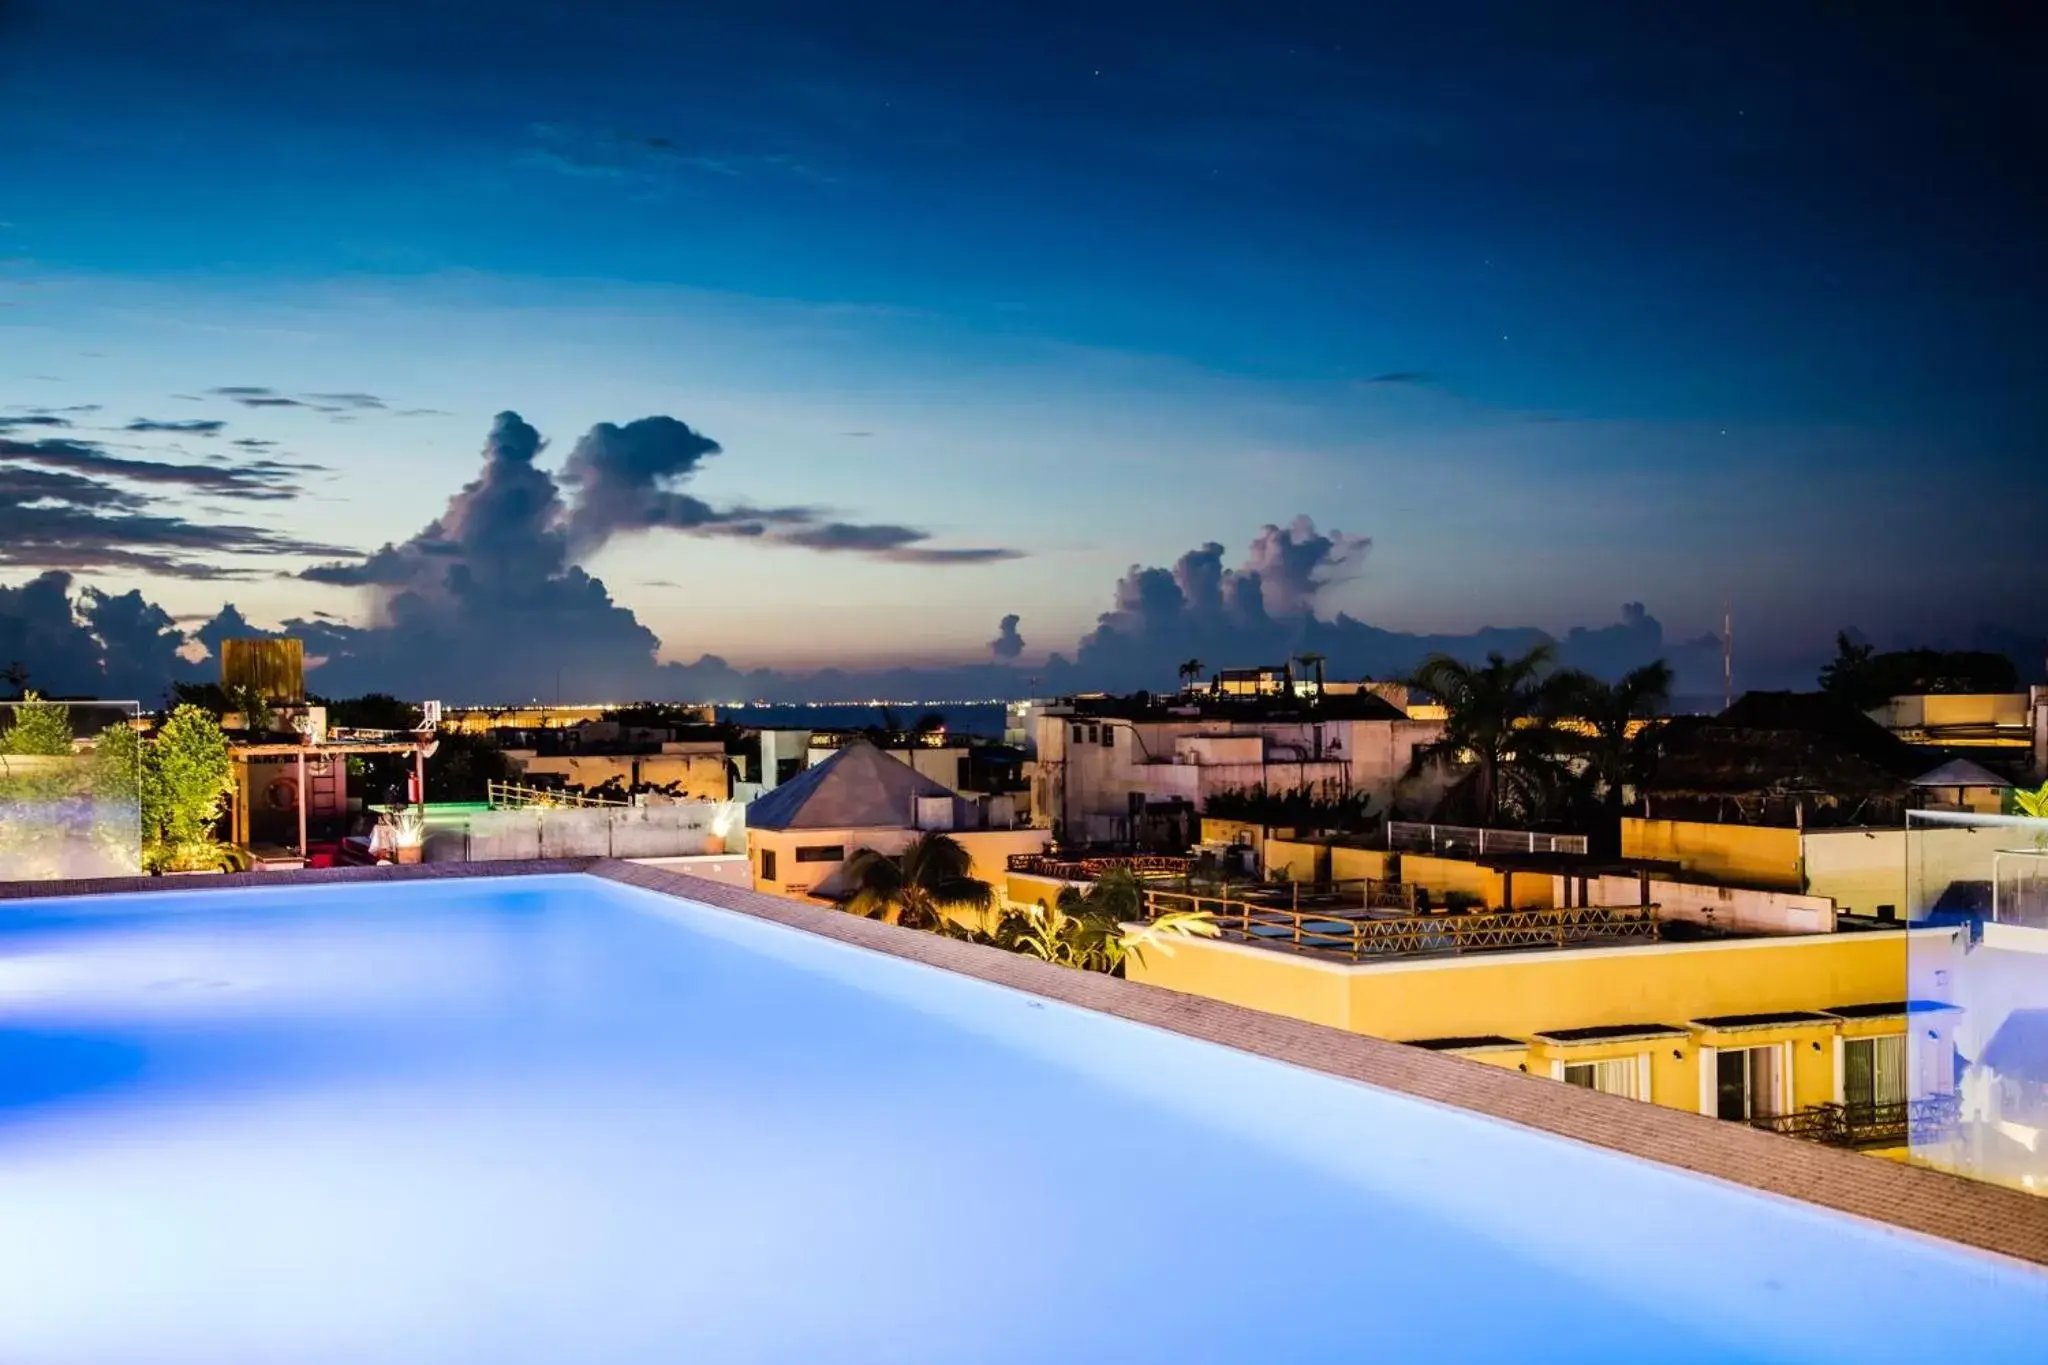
[1569,873,1836,935]
[423,802,735,863]
[1031,709,1442,839]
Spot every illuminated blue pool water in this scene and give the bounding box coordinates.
[2,875,2044,1364]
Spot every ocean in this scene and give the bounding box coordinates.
[715,702,1009,738]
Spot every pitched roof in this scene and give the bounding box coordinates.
[1911,757,2013,789]
[743,739,960,831]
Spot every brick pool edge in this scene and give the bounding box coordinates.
[9,858,2046,1269]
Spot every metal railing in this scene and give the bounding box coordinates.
[1008,852,1192,880]
[486,780,630,810]
[1746,1094,1961,1149]
[1141,887,1656,960]
[1387,821,1588,857]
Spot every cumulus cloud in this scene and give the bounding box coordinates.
[560,415,760,552]
[288,409,1018,698]
[989,613,1024,660]
[0,571,201,700]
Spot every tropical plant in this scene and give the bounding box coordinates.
[1204,783,1376,833]
[1552,660,1673,815]
[0,661,29,700]
[1405,645,1574,826]
[2014,783,2048,850]
[1177,658,1206,691]
[1819,632,2020,711]
[141,704,235,873]
[843,831,995,930]
[1,692,75,757]
[1119,909,1222,968]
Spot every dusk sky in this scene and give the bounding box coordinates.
[2,1,2041,693]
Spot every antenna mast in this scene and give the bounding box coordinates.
[1721,601,1734,712]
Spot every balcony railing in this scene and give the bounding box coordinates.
[1141,887,1658,960]
[1387,821,1588,857]
[1008,853,1192,880]
[486,780,630,810]
[1746,1094,1961,1149]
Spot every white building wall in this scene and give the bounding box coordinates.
[1030,709,1443,840]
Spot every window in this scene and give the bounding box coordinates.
[1844,1034,1907,1111]
[1072,724,1085,744]
[760,848,777,882]
[1714,1045,1783,1120]
[1086,724,1100,744]
[1562,1058,1641,1100]
[1099,724,1114,747]
[793,845,844,864]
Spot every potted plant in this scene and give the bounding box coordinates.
[392,805,427,864]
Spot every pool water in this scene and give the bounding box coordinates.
[2,875,2044,1364]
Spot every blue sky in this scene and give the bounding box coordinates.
[1,0,2040,681]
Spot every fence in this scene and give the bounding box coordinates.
[486,780,629,810]
[1748,1095,1961,1150]
[1141,886,1655,961]
[1387,821,1588,857]
[1007,852,1191,880]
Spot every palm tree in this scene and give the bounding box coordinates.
[1177,658,1206,692]
[1294,651,1327,699]
[843,831,995,930]
[1405,644,1571,826]
[1553,660,1673,814]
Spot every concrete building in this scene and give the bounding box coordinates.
[744,740,1044,901]
[1030,687,1442,844]
[505,740,732,801]
[1119,870,1956,1161]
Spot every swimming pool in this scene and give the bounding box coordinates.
[2,873,2044,1363]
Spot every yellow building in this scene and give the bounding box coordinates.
[1623,814,2021,920]
[1125,888,1961,1156]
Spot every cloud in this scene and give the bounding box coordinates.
[1363,371,1435,385]
[526,123,836,189]
[233,438,279,450]
[774,522,1021,564]
[557,415,741,552]
[0,413,72,430]
[208,386,276,397]
[2,436,310,501]
[125,418,227,435]
[396,408,449,417]
[989,613,1025,660]
[304,392,385,410]
[0,571,193,700]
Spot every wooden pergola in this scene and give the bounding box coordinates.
[231,737,434,859]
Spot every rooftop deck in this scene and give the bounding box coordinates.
[1140,885,1662,961]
